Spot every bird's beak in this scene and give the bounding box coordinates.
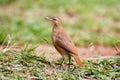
[45,17,52,21]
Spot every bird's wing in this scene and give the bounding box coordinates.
[55,32,78,55]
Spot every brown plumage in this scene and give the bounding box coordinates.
[47,16,83,68]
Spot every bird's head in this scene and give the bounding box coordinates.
[46,16,61,26]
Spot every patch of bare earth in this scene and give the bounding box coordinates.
[0,45,120,61]
[35,45,120,61]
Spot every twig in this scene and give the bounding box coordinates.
[2,34,12,53]
[113,41,120,55]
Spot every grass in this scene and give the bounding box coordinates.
[0,47,120,80]
[0,0,120,46]
[0,0,120,79]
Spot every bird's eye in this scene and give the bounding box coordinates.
[53,18,56,20]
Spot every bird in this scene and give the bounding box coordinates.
[46,16,83,68]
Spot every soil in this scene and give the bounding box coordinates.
[35,45,120,61]
[0,45,120,61]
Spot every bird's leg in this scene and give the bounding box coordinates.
[68,55,71,69]
[60,56,65,69]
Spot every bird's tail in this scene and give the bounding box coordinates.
[72,54,83,67]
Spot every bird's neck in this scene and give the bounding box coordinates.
[52,23,63,33]
[53,22,61,27]
[53,22,62,29]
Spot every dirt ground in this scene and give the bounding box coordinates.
[35,45,120,61]
[0,45,120,61]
